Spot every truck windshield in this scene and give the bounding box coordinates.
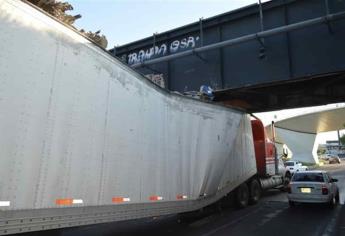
[292,173,324,182]
[285,162,294,166]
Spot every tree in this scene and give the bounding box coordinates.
[26,0,108,48]
[27,0,81,24]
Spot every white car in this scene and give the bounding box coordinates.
[285,161,308,174]
[287,171,340,208]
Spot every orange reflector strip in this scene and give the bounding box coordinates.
[176,195,188,200]
[56,199,73,206]
[149,195,163,201]
[112,197,130,203]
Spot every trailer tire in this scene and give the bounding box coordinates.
[249,179,261,205]
[236,184,249,208]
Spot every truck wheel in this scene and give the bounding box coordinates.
[236,184,249,208]
[249,179,261,205]
[288,200,295,207]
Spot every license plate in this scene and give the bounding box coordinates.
[301,188,311,193]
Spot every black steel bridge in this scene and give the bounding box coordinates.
[110,0,345,112]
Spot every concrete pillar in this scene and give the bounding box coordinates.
[275,127,318,164]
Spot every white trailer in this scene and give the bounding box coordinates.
[0,0,258,234]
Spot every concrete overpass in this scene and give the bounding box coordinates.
[262,104,345,163]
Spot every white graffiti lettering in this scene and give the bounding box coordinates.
[127,35,199,65]
[170,40,180,53]
[128,44,167,65]
[145,73,165,88]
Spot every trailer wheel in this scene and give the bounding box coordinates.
[249,179,261,205]
[236,184,249,208]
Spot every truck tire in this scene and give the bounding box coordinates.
[288,200,295,207]
[236,183,249,208]
[249,179,261,205]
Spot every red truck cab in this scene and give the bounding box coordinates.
[251,119,276,177]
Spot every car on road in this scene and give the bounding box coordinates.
[328,155,341,164]
[321,154,341,164]
[287,170,340,208]
[284,161,308,174]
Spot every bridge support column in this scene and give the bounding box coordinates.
[275,128,318,164]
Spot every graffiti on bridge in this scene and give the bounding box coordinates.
[123,35,200,65]
[145,73,165,88]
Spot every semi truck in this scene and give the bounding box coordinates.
[0,0,288,234]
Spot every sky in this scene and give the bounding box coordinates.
[68,0,269,48]
[65,0,343,145]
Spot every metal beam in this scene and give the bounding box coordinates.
[132,11,345,69]
[258,0,264,32]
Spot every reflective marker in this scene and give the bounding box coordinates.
[112,197,131,203]
[56,199,73,205]
[0,201,10,207]
[149,196,163,201]
[72,199,83,204]
[56,198,84,205]
[177,195,188,200]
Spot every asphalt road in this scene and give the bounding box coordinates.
[25,162,345,236]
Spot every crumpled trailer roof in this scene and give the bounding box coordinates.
[0,0,257,234]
